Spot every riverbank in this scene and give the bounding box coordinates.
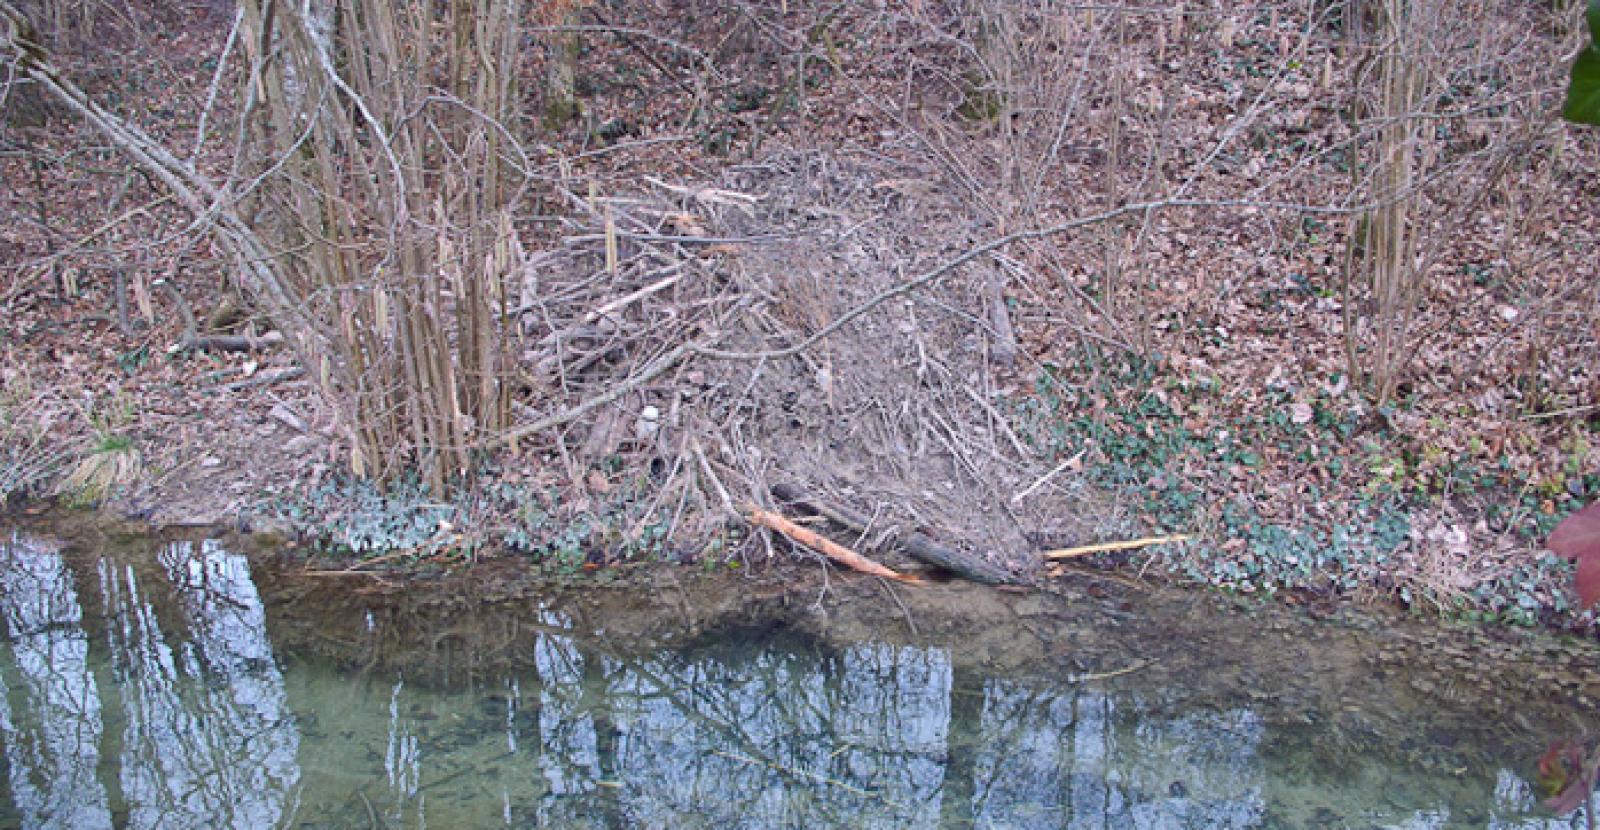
[3,0,1597,637]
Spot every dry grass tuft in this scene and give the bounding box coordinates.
[0,366,71,502]
[54,434,142,507]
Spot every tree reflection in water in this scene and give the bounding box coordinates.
[0,534,298,829]
[0,531,1584,828]
[0,532,112,829]
[114,541,298,827]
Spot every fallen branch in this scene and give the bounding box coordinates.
[155,278,282,352]
[644,176,765,214]
[692,437,737,519]
[984,263,1017,368]
[771,481,1018,585]
[112,268,134,336]
[746,504,919,584]
[1068,659,1154,684]
[301,546,416,576]
[1044,534,1192,560]
[1010,449,1085,504]
[222,366,305,391]
[586,271,683,321]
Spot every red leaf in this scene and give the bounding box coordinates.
[1547,779,1592,816]
[1549,502,1600,561]
[1539,741,1595,815]
[1539,742,1574,797]
[1579,555,1600,613]
[1548,502,1600,610]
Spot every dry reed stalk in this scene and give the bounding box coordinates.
[234,0,526,492]
[1343,0,1427,404]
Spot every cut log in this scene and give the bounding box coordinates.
[771,482,1020,585]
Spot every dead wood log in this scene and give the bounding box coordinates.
[771,482,1020,585]
[985,263,1017,368]
[156,278,282,352]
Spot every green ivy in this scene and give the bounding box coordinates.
[1566,0,1600,124]
[271,465,675,568]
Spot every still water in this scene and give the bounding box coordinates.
[0,528,1589,828]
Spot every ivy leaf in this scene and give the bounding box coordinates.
[1547,501,1600,609]
[1566,0,1600,125]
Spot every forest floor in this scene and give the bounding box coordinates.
[2,0,1599,632]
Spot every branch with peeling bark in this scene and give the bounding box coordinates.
[746,503,920,584]
[771,481,1019,585]
[1044,534,1192,560]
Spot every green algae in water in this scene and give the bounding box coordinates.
[0,529,1590,828]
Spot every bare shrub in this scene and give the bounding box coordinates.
[1,0,535,494]
[904,0,1165,357]
[235,0,527,491]
[1340,0,1559,403]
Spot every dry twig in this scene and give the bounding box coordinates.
[1044,534,1192,560]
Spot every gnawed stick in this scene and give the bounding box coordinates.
[771,482,1018,585]
[746,504,919,584]
[1068,659,1154,683]
[1044,534,1191,560]
[222,366,305,391]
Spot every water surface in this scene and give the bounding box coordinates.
[0,528,1590,828]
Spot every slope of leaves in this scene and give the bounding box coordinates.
[3,0,1599,633]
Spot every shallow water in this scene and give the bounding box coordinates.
[0,527,1590,828]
